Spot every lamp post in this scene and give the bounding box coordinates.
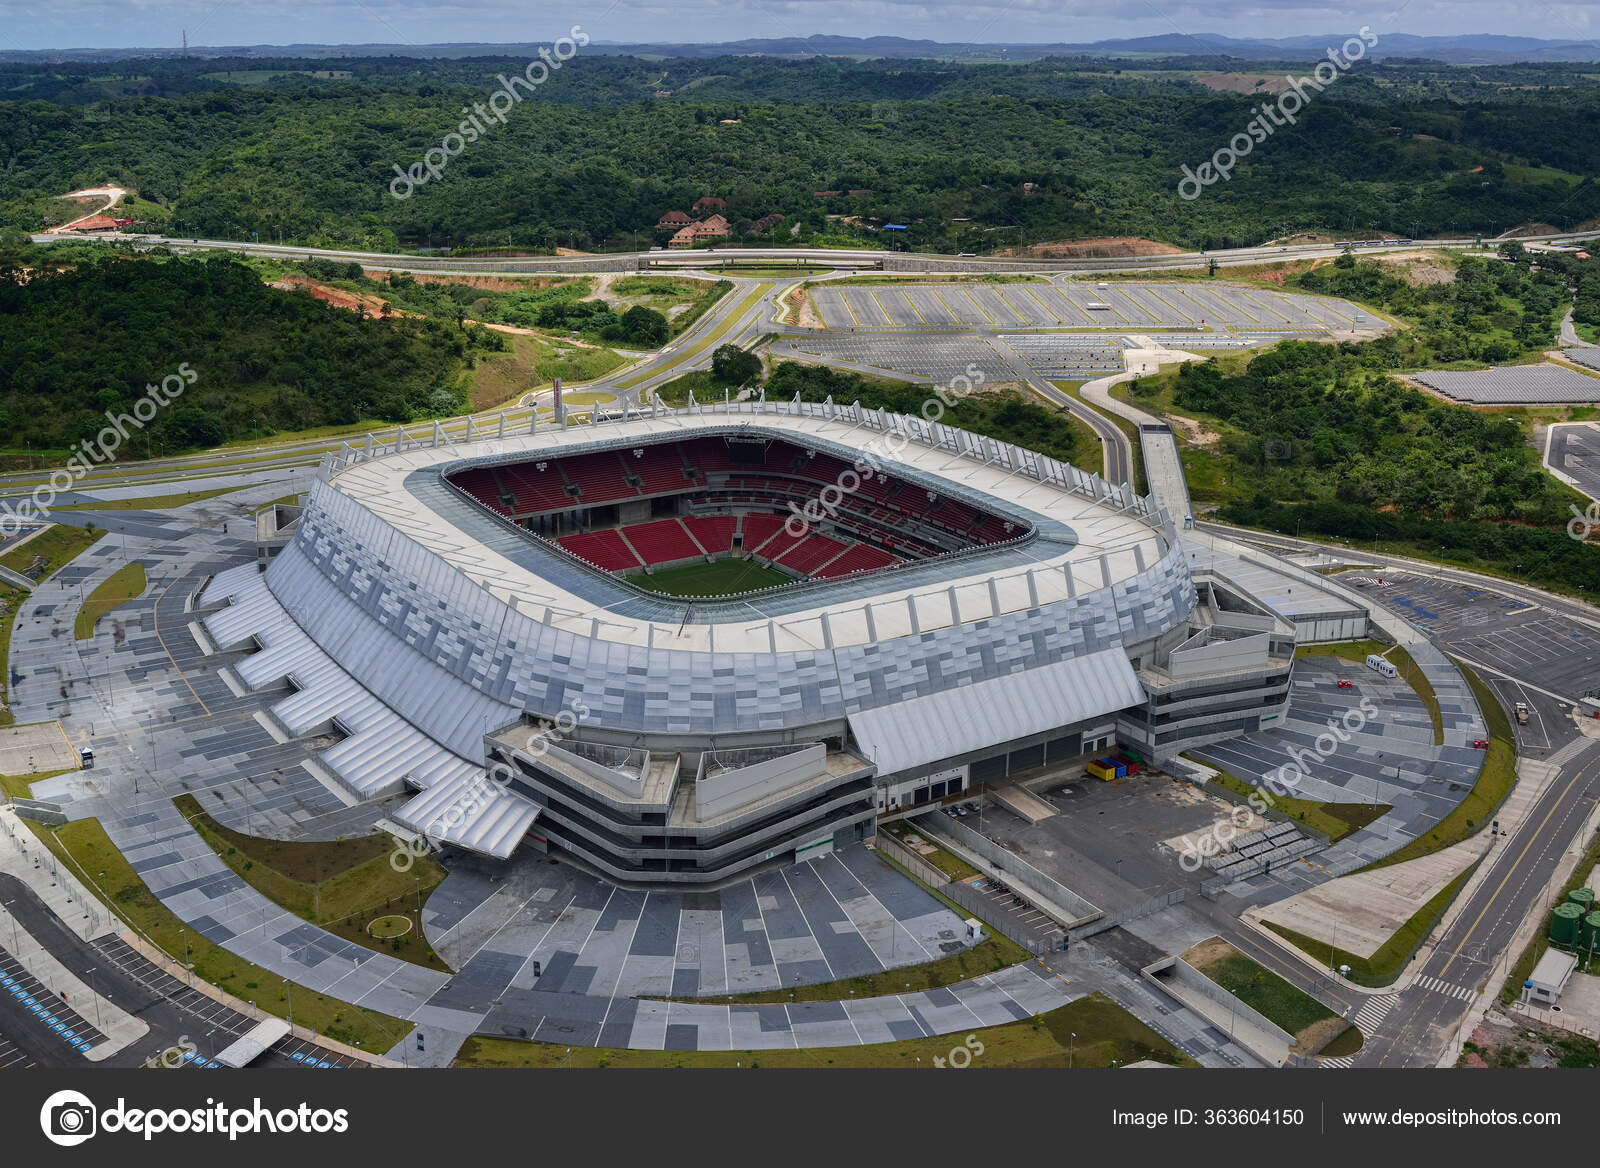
[85,966,102,1034]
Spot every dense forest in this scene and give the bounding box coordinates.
[0,255,503,452]
[5,53,1600,253]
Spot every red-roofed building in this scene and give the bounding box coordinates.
[656,210,692,229]
[751,212,785,232]
[813,190,841,200]
[692,196,726,213]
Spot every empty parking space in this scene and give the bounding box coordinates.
[0,1029,34,1068]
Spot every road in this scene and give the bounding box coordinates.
[36,227,1600,277]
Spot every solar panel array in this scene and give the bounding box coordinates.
[1414,365,1600,404]
[1562,347,1600,372]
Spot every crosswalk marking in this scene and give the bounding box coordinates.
[1319,1055,1355,1069]
[1350,994,1400,1031]
[1415,975,1475,1001]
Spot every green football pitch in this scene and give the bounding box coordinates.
[633,558,791,597]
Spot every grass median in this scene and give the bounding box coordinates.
[1184,938,1345,1053]
[1265,866,1475,987]
[73,562,146,639]
[657,931,1032,1006]
[1362,659,1514,872]
[453,991,1196,1068]
[24,815,411,1049]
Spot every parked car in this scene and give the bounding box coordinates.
[1337,679,1354,690]
[1472,738,1490,749]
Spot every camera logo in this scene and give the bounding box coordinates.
[1264,438,1293,462]
[40,1089,97,1147]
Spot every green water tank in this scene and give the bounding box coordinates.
[1585,912,1600,952]
[1551,902,1583,946]
[1568,887,1594,912]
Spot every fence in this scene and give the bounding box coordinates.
[872,833,1063,954]
[1068,889,1186,942]
[870,832,950,891]
[913,813,1101,926]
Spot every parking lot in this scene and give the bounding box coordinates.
[808,281,1386,332]
[0,1028,33,1068]
[0,942,110,1061]
[782,333,1017,383]
[94,934,369,1069]
[1346,573,1600,705]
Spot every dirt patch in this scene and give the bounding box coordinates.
[1195,72,1292,95]
[271,273,400,316]
[782,284,824,330]
[1375,250,1456,285]
[1167,411,1222,448]
[1003,237,1184,260]
[1182,936,1236,968]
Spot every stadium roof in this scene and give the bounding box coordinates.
[846,647,1144,774]
[323,406,1169,656]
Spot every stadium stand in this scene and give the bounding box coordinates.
[557,529,641,570]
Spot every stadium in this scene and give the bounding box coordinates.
[200,396,1297,888]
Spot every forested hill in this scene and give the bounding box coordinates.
[4,54,1600,254]
[0,256,497,453]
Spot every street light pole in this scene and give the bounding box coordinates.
[86,966,102,1033]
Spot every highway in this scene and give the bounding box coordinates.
[35,227,1600,278]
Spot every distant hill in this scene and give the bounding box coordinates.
[9,31,1600,65]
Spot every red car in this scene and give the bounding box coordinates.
[1336,679,1354,690]
[1472,739,1489,749]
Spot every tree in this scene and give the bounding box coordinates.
[619,305,668,345]
[711,344,762,385]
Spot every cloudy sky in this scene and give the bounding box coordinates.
[4,0,1598,52]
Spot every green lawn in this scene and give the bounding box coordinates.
[1187,941,1338,1042]
[0,766,72,801]
[1204,767,1391,842]
[454,992,1196,1068]
[73,561,146,639]
[1363,660,1514,871]
[632,557,790,597]
[879,819,981,881]
[1296,640,1442,745]
[175,793,450,971]
[0,524,104,582]
[1266,867,1475,987]
[26,816,411,1049]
